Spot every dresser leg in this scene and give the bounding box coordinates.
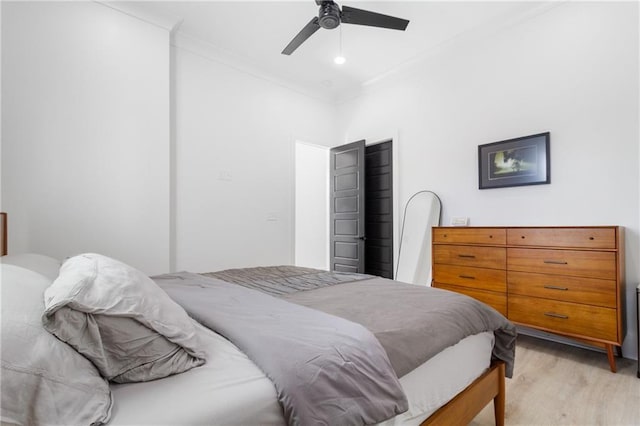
[606,344,617,373]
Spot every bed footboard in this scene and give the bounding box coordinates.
[421,361,505,426]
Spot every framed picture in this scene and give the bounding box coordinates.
[478,132,550,190]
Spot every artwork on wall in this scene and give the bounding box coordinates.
[478,132,550,189]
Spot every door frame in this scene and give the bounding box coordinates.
[291,131,400,277]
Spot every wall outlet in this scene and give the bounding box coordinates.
[451,216,469,226]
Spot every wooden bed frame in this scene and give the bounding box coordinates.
[422,361,505,426]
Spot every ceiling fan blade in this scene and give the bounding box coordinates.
[282,17,321,55]
[340,5,409,31]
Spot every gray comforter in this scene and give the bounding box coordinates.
[155,272,408,426]
[206,266,517,378]
[157,266,516,426]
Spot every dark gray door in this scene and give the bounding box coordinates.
[364,140,393,278]
[330,140,365,273]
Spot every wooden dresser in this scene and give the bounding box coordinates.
[432,226,625,372]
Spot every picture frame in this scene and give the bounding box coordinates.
[478,132,550,190]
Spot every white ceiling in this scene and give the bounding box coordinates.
[121,1,549,102]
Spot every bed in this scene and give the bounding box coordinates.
[0,215,515,426]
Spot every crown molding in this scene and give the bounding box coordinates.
[335,1,567,105]
[95,0,566,107]
[95,1,333,104]
[172,32,335,104]
[95,1,184,33]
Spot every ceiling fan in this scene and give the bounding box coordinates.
[282,0,410,55]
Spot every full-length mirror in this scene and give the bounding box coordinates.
[395,191,442,285]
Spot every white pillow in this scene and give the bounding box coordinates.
[1,263,112,425]
[1,253,61,280]
[42,253,206,383]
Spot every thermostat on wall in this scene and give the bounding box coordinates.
[450,217,469,226]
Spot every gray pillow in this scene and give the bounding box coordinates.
[1,264,112,425]
[42,253,206,383]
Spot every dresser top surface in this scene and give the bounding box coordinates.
[434,226,620,229]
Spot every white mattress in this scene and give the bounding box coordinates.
[110,322,494,425]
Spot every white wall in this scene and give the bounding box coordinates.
[295,142,329,269]
[336,2,639,359]
[173,42,336,272]
[1,2,171,274]
[0,2,338,275]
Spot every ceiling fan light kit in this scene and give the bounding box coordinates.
[282,0,409,56]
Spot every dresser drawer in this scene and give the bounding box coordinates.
[508,294,617,342]
[434,265,506,292]
[434,245,505,269]
[433,228,505,245]
[507,248,616,280]
[434,283,507,316]
[508,271,616,308]
[507,227,616,249]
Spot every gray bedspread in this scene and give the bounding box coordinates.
[284,278,516,377]
[202,265,373,296]
[208,266,517,378]
[154,272,408,426]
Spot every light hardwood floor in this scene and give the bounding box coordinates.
[471,334,639,425]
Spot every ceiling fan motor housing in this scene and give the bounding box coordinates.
[318,1,341,29]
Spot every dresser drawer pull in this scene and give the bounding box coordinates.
[543,285,569,291]
[459,275,476,279]
[544,312,569,319]
[458,254,476,259]
[543,260,568,265]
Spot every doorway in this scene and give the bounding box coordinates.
[364,140,393,278]
[294,141,329,270]
[329,139,394,278]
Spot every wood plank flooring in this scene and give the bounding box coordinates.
[471,335,639,425]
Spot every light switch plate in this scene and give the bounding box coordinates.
[218,170,233,181]
[451,216,469,226]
